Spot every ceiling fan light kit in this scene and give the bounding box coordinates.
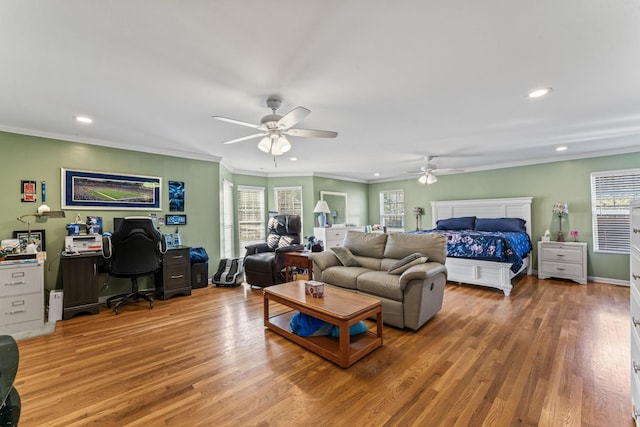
[214,96,337,157]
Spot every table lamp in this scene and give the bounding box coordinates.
[313,200,331,228]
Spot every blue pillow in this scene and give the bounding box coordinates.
[289,312,368,337]
[475,217,526,233]
[436,216,476,230]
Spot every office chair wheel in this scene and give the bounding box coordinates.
[149,300,154,309]
[114,307,120,315]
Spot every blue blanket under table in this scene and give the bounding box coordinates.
[408,229,533,273]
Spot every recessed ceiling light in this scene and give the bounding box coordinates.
[556,146,568,152]
[74,115,93,124]
[373,172,380,177]
[289,157,298,161]
[528,88,552,98]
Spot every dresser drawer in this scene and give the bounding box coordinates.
[632,207,640,251]
[540,246,583,263]
[0,292,43,326]
[0,264,42,297]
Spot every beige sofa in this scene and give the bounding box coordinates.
[310,231,447,330]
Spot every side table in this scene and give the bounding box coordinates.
[284,251,313,281]
[537,241,587,284]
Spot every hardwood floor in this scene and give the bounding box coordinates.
[13,277,632,427]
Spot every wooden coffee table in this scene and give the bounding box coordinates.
[263,280,383,368]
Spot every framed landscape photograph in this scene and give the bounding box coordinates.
[61,168,162,210]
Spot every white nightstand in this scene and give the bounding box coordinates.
[537,241,587,284]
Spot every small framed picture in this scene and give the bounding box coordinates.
[165,214,187,225]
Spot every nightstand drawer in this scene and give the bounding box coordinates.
[540,246,583,263]
[539,261,583,278]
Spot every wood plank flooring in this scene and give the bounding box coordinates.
[13,276,632,426]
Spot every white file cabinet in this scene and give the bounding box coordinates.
[537,241,587,284]
[0,261,44,335]
[630,200,640,425]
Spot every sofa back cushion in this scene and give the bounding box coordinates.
[383,233,447,264]
[343,231,388,258]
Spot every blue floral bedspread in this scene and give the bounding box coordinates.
[408,229,532,273]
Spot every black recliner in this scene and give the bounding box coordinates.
[243,214,303,287]
[102,217,167,314]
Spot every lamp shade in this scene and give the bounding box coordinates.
[426,174,438,184]
[418,174,427,184]
[257,136,271,153]
[553,202,569,215]
[313,200,331,214]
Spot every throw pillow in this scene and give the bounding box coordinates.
[330,246,361,267]
[278,235,294,248]
[267,234,280,249]
[388,252,428,275]
[435,216,476,230]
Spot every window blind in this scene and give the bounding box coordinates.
[274,186,303,220]
[222,180,234,259]
[591,168,640,253]
[237,185,265,254]
[380,189,405,229]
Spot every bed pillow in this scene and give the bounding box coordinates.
[436,216,476,230]
[475,217,526,233]
[388,252,428,275]
[331,246,361,267]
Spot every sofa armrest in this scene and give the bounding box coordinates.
[274,244,305,255]
[399,262,447,291]
[309,251,340,271]
[245,242,271,255]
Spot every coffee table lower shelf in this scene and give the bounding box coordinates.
[266,310,382,368]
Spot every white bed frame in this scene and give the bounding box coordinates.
[430,197,533,296]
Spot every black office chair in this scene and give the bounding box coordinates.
[0,335,20,426]
[102,217,167,314]
[243,214,304,287]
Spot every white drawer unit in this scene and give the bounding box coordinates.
[0,262,44,335]
[537,241,587,284]
[631,200,640,425]
[313,227,361,251]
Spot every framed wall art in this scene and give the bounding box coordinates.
[165,214,187,225]
[13,230,46,252]
[169,180,185,211]
[61,168,162,210]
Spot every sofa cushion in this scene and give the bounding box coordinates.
[388,253,428,275]
[343,231,388,258]
[355,256,382,271]
[356,271,403,301]
[330,246,360,267]
[383,233,447,264]
[321,266,373,290]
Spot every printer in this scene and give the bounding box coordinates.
[64,234,103,254]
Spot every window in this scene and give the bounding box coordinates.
[237,185,265,255]
[222,180,234,258]
[380,189,404,229]
[274,186,303,220]
[591,168,640,254]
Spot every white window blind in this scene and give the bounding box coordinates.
[591,168,640,254]
[274,186,303,219]
[237,185,265,254]
[380,189,404,229]
[222,180,234,259]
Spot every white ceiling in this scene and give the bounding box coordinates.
[1,1,639,182]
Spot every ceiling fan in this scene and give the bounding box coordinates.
[409,156,459,184]
[212,96,338,156]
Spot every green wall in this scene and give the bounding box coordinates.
[0,132,219,295]
[1,130,636,293]
[368,152,640,282]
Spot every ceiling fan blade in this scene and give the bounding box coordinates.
[285,128,338,138]
[212,116,263,130]
[277,107,310,130]
[222,133,267,145]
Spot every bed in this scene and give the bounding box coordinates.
[417,197,533,296]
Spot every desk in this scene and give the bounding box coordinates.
[284,251,313,281]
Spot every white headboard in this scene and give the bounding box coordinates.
[430,197,533,237]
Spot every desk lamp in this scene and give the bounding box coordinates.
[17,210,66,251]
